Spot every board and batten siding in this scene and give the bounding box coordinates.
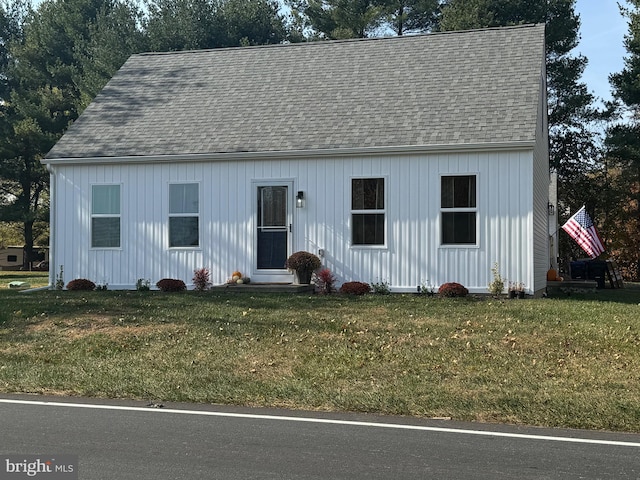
[533,71,551,295]
[50,149,538,292]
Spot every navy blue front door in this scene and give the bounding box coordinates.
[257,186,289,270]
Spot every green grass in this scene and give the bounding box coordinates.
[0,271,50,289]
[1,280,639,432]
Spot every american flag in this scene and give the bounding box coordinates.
[561,206,605,259]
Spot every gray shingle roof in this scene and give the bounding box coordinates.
[46,24,545,159]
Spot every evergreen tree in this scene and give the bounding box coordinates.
[0,0,143,267]
[217,0,287,46]
[144,0,221,51]
[384,0,440,35]
[288,0,441,38]
[606,0,640,280]
[144,0,288,51]
[287,0,385,39]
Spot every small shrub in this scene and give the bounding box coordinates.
[66,279,96,291]
[136,278,150,291]
[55,265,64,290]
[96,283,108,291]
[193,268,211,291]
[418,280,435,296]
[340,281,371,295]
[438,282,469,298]
[488,262,505,296]
[315,268,336,294]
[371,279,391,295]
[156,278,186,292]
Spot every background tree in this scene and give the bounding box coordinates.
[287,0,385,39]
[0,220,24,247]
[217,0,287,46]
[605,0,640,280]
[0,0,143,268]
[144,0,288,51]
[75,0,145,106]
[144,0,221,51]
[1,3,10,100]
[0,0,43,267]
[383,0,441,35]
[288,0,442,38]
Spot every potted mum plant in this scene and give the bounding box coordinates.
[285,251,321,284]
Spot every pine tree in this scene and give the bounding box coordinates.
[0,0,143,267]
[606,0,640,280]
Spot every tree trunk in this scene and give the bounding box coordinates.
[23,219,34,270]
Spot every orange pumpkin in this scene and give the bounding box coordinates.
[547,269,558,281]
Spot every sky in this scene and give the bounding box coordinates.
[574,0,629,105]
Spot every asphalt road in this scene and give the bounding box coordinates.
[1,395,640,479]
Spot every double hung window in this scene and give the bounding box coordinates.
[91,185,121,248]
[441,175,477,245]
[351,178,385,246]
[169,183,199,247]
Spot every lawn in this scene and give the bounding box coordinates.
[0,270,50,289]
[1,274,640,432]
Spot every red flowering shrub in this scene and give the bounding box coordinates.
[315,268,336,294]
[438,282,469,298]
[339,281,371,295]
[156,278,187,292]
[66,279,96,291]
[192,268,211,291]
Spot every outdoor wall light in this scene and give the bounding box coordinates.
[296,191,305,208]
[548,202,555,216]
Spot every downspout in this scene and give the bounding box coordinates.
[46,164,56,289]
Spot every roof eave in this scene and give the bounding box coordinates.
[42,141,536,166]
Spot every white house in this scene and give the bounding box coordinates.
[42,24,550,294]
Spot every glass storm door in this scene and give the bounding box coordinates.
[256,184,291,271]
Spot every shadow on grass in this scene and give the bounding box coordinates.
[547,282,640,305]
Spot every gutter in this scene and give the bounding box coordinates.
[46,164,57,288]
[41,141,536,166]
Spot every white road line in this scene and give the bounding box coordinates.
[1,398,639,448]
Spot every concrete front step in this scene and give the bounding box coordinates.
[547,280,598,295]
[210,283,314,293]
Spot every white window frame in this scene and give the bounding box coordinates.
[440,174,478,247]
[350,176,387,248]
[91,184,121,249]
[168,182,200,249]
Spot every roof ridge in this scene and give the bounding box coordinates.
[136,23,544,57]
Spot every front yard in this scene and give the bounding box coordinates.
[1,274,639,432]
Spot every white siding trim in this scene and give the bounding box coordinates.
[42,141,536,166]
